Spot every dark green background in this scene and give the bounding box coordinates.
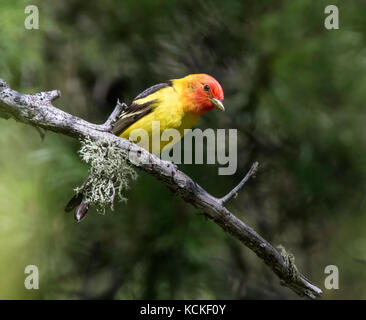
[0,0,363,299]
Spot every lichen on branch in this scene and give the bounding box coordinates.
[75,137,138,213]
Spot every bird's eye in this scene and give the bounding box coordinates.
[203,84,210,91]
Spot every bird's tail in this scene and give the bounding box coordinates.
[65,178,89,222]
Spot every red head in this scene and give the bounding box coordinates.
[174,74,225,115]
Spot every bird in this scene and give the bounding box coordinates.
[65,73,225,221]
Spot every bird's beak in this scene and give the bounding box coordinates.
[211,98,225,112]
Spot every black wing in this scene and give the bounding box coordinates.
[133,81,172,100]
[111,81,172,136]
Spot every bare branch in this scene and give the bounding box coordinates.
[101,99,127,131]
[220,161,259,204]
[0,78,322,299]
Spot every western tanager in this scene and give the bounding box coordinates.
[66,73,225,221]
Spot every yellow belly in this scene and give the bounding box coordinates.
[120,102,199,154]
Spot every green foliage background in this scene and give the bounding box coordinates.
[0,0,365,299]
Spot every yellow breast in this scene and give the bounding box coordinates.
[120,86,199,154]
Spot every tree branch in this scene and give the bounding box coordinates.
[0,78,322,299]
[220,162,259,204]
[102,99,127,131]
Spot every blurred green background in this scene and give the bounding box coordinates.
[0,0,365,299]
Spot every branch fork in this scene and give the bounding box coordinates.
[99,100,127,132]
[220,162,259,204]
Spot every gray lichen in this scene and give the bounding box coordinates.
[277,245,300,282]
[75,137,138,213]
